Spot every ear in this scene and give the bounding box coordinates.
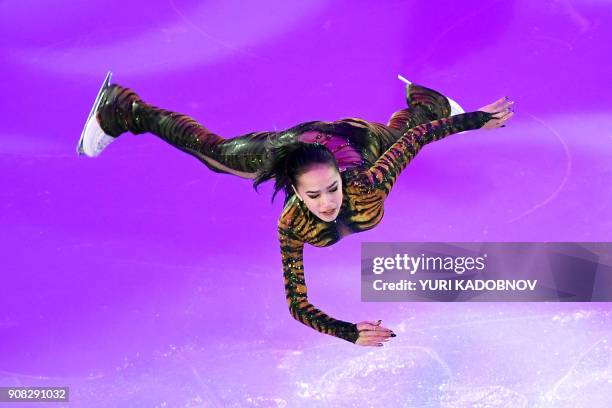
[291,184,303,202]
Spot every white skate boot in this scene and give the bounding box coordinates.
[397,74,465,116]
[76,71,115,157]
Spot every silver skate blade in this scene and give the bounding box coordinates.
[448,96,465,116]
[397,74,412,85]
[76,71,113,155]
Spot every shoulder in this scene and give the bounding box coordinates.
[278,196,306,237]
[341,167,376,192]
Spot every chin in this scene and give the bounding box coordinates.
[319,211,338,222]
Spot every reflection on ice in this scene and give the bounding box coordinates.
[539,336,611,407]
[283,346,451,406]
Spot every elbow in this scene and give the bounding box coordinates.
[286,298,301,321]
[286,298,309,325]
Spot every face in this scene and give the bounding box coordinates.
[292,164,343,222]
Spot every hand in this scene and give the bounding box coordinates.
[478,97,515,129]
[355,320,395,347]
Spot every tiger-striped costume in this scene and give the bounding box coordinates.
[95,83,493,343]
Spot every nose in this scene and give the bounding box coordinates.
[320,194,330,207]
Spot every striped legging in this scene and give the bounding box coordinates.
[96,83,452,178]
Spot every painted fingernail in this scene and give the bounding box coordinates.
[390,333,396,337]
[378,344,384,347]
[501,125,506,128]
[377,319,382,324]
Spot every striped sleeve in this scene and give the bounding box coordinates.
[366,111,493,196]
[278,219,359,343]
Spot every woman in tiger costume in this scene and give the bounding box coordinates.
[77,72,514,346]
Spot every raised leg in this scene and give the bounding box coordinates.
[96,84,277,179]
[386,83,453,133]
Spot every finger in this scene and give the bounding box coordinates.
[359,330,394,338]
[492,97,506,108]
[497,110,515,122]
[359,335,393,343]
[500,112,515,126]
[492,108,513,120]
[498,96,512,105]
[498,100,513,112]
[356,338,384,347]
[491,97,509,110]
[493,111,514,128]
[370,336,392,343]
[358,324,390,332]
[494,98,514,112]
[358,330,385,337]
[501,99,515,110]
[358,326,393,334]
[357,320,382,329]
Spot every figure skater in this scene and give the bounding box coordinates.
[77,72,514,346]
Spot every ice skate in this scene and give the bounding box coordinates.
[397,74,464,116]
[76,71,115,157]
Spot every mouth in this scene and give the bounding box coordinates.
[321,209,336,217]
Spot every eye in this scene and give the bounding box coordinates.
[308,194,320,199]
[329,187,338,192]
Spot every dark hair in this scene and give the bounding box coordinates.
[253,138,339,204]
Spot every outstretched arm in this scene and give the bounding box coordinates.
[278,219,395,346]
[278,222,359,343]
[367,100,513,196]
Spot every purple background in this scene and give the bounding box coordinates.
[1,1,611,406]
